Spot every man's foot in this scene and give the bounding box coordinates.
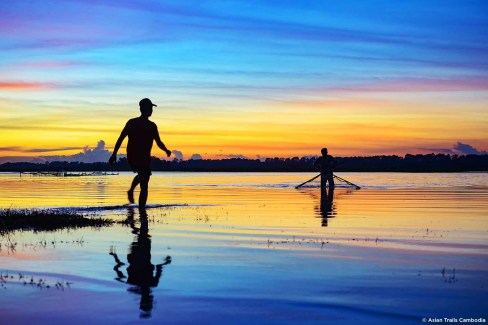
[127,190,134,204]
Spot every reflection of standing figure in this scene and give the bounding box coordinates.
[110,208,171,319]
[319,186,335,227]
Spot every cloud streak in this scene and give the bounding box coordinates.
[0,146,80,153]
[318,77,488,94]
[0,81,55,91]
[14,60,88,69]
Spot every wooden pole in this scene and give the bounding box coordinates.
[333,175,361,189]
[295,173,321,189]
[295,173,361,189]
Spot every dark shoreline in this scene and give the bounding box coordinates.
[2,169,488,173]
[1,153,487,173]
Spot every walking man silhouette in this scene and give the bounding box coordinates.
[109,98,171,212]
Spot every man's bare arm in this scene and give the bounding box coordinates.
[154,127,171,157]
[109,127,128,165]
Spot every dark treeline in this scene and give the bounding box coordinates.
[1,154,487,172]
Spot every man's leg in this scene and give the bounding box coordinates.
[328,173,335,188]
[327,185,334,203]
[138,172,150,212]
[320,173,327,192]
[128,175,140,204]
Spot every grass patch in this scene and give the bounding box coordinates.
[0,208,114,235]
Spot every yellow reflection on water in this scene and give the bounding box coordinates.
[1,172,487,253]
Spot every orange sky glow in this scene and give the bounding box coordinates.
[0,2,487,162]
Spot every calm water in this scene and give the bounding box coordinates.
[0,172,487,324]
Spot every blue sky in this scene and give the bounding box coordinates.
[0,0,487,161]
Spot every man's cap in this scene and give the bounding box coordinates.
[139,98,157,107]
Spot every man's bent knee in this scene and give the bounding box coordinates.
[138,172,151,185]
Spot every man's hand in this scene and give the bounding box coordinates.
[109,154,117,165]
[165,149,171,157]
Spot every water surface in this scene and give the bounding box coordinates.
[1,172,487,324]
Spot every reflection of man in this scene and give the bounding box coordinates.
[109,98,171,211]
[110,209,171,318]
[319,187,334,227]
[306,187,336,227]
[314,147,337,190]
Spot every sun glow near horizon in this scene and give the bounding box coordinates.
[0,0,487,162]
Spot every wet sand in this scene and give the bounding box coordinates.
[0,173,487,324]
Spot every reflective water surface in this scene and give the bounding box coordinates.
[0,172,487,324]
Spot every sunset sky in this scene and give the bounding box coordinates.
[1,0,487,162]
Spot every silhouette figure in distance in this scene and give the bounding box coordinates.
[314,147,337,190]
[109,98,171,211]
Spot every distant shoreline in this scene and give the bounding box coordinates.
[1,154,487,173]
[0,169,488,176]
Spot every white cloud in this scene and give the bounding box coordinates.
[69,140,112,163]
[453,142,487,155]
[425,141,487,155]
[171,150,184,160]
[0,140,119,164]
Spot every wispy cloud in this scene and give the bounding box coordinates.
[0,81,55,91]
[14,60,88,69]
[319,77,488,94]
[0,146,80,153]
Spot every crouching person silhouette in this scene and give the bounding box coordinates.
[109,98,171,212]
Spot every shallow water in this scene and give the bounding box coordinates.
[0,172,487,324]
